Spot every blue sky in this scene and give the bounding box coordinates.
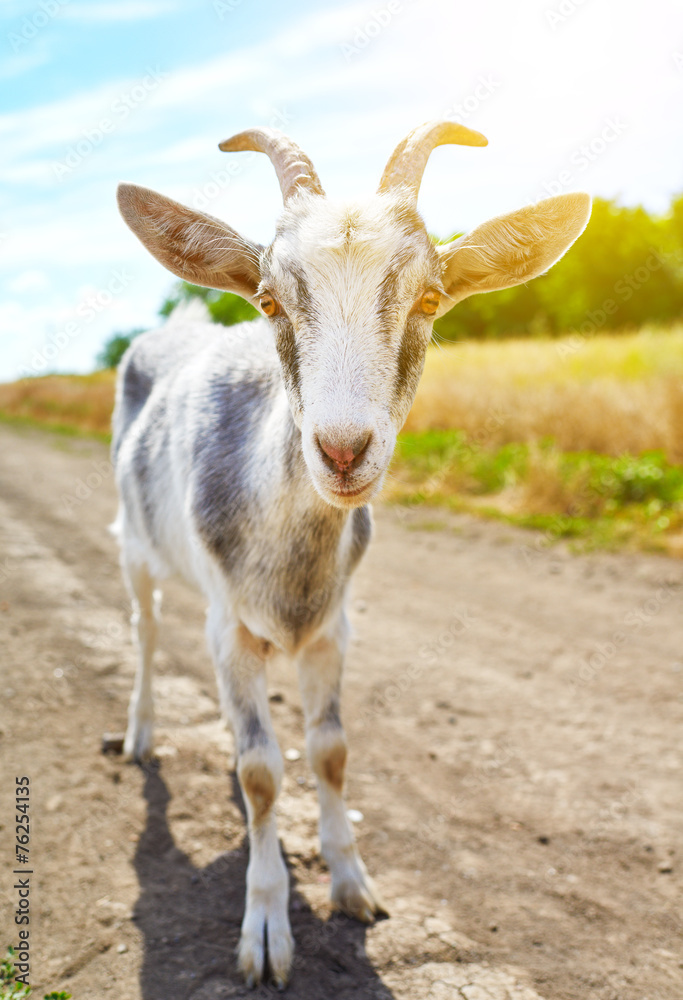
[1,0,682,381]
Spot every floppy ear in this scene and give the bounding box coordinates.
[435,193,591,316]
[117,183,263,302]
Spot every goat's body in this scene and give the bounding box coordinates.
[113,120,591,987]
[113,318,371,653]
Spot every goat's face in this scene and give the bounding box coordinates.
[117,121,591,512]
[262,194,441,508]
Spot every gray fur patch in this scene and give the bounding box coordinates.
[270,508,346,643]
[274,317,302,406]
[393,316,427,416]
[191,370,277,574]
[350,506,372,570]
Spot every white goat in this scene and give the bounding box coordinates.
[113,121,590,988]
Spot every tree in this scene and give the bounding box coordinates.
[433,195,683,341]
[96,329,146,369]
[159,281,259,326]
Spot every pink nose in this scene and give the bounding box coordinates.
[317,431,371,473]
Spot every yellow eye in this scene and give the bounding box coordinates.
[419,290,441,316]
[260,293,279,317]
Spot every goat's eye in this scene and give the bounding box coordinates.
[260,293,279,317]
[419,290,441,316]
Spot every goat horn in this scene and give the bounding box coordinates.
[219,127,325,202]
[378,121,488,200]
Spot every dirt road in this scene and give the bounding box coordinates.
[1,424,682,1000]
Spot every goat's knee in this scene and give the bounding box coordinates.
[238,741,283,827]
[308,724,348,793]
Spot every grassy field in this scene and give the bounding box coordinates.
[1,325,682,554]
[0,369,114,440]
[406,324,683,460]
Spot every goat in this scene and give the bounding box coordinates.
[113,121,590,988]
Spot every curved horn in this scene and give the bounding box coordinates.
[378,120,488,200]
[219,127,325,203]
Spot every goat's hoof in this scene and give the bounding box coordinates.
[101,732,125,755]
[123,721,154,763]
[332,876,389,923]
[238,911,293,989]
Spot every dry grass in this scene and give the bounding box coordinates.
[408,325,683,462]
[0,370,115,438]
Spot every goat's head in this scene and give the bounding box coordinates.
[117,122,590,510]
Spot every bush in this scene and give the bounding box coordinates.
[96,329,145,369]
[0,947,70,1000]
[159,281,259,326]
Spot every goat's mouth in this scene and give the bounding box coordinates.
[331,483,367,498]
[322,473,381,508]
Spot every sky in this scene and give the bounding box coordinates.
[0,0,681,382]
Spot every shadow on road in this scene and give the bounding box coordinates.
[132,762,395,1000]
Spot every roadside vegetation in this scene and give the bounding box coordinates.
[0,948,70,1000]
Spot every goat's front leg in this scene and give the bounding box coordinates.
[297,611,388,923]
[207,612,293,988]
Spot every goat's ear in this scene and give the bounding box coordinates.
[435,193,591,316]
[117,183,263,301]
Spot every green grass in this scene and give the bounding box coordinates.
[0,410,111,443]
[389,430,683,554]
[0,949,70,1000]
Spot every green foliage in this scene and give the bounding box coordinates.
[96,329,145,369]
[392,431,683,552]
[434,194,683,341]
[0,947,71,1000]
[159,281,259,326]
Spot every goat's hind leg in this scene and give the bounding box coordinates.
[122,557,160,761]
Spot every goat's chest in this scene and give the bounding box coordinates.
[230,505,371,651]
[243,505,370,649]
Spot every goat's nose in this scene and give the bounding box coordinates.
[317,431,372,473]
